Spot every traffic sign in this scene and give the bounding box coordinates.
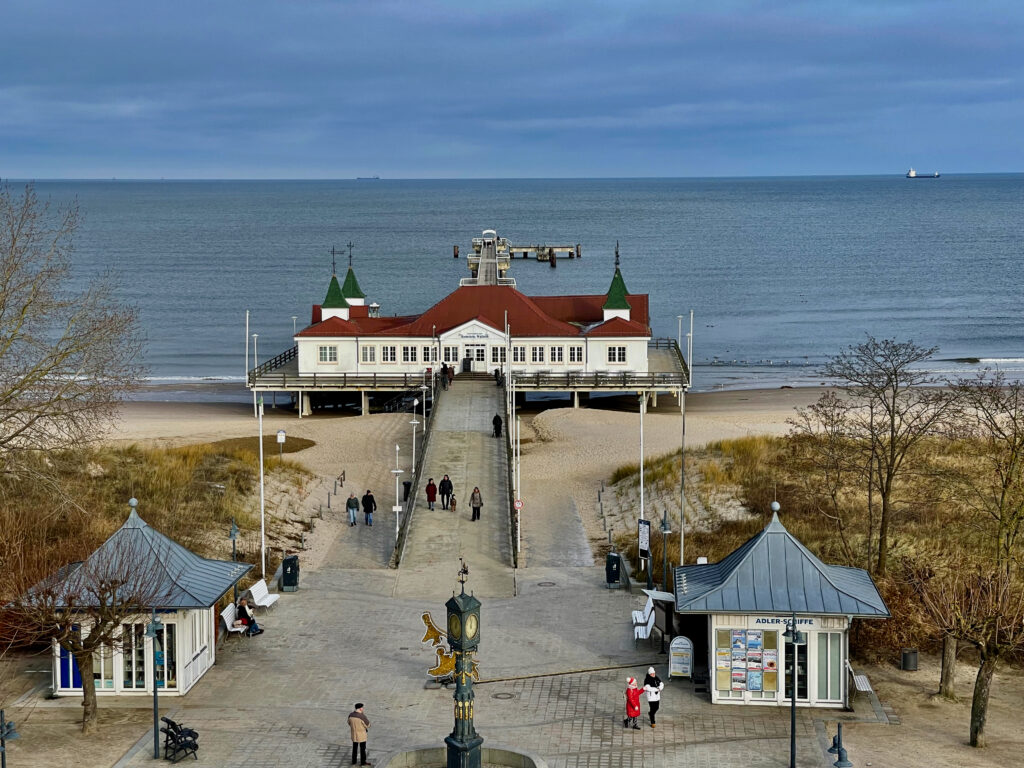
[514,499,524,510]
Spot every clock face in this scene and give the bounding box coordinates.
[465,613,478,640]
[448,613,462,640]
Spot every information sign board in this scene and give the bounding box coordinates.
[638,519,651,560]
[276,430,286,444]
[669,636,693,678]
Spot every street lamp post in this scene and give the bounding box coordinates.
[640,392,653,589]
[0,708,20,768]
[229,517,239,602]
[257,396,266,578]
[145,609,164,760]
[411,412,420,469]
[291,315,297,335]
[251,333,259,418]
[420,384,429,425]
[677,314,684,348]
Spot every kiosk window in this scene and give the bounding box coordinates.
[715,628,778,699]
[817,632,843,701]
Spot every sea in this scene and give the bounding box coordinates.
[24,175,1024,401]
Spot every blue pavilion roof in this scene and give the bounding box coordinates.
[673,513,889,618]
[49,509,252,610]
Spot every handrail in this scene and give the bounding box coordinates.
[508,371,688,389]
[248,346,297,384]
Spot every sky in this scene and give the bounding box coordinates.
[2,1,1022,178]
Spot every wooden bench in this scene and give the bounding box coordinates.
[246,579,280,611]
[846,659,873,696]
[220,603,248,641]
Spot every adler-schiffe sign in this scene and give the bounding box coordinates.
[638,519,651,560]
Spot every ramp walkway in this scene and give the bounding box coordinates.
[394,377,514,599]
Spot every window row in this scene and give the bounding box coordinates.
[319,343,627,365]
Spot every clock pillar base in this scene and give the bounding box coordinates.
[445,735,483,768]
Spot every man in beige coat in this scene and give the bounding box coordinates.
[348,703,371,766]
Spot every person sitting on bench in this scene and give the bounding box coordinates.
[237,597,264,636]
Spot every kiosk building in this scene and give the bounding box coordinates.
[672,513,889,708]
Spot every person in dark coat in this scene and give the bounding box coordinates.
[492,414,503,438]
[439,475,453,510]
[643,666,665,728]
[440,362,449,390]
[361,489,376,526]
[425,478,438,510]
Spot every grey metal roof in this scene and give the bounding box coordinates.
[673,513,889,618]
[51,509,252,610]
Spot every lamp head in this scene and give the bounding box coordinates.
[229,518,239,540]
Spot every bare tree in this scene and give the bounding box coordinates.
[823,337,952,575]
[948,372,1024,578]
[0,531,172,734]
[916,565,1024,747]
[788,391,859,566]
[0,184,143,474]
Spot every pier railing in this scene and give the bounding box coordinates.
[249,346,297,381]
[249,369,434,391]
[508,370,688,391]
[648,337,690,384]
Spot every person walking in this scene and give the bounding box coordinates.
[425,478,438,511]
[470,486,483,521]
[623,677,641,729]
[492,413,503,438]
[447,365,454,387]
[643,667,665,728]
[361,489,376,526]
[346,493,359,527]
[348,703,371,766]
[440,361,449,390]
[439,475,453,510]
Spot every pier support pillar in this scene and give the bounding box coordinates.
[651,391,658,408]
[299,392,312,417]
[361,391,370,416]
[572,391,580,409]
[296,391,302,419]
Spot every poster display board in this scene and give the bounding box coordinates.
[669,636,693,678]
[637,519,651,560]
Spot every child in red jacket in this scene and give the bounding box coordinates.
[623,677,642,729]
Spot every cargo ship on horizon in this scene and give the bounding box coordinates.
[906,168,940,178]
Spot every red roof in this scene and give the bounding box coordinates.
[532,294,649,326]
[299,286,650,339]
[378,286,582,338]
[585,316,650,337]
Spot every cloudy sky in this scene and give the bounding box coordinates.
[3,1,1021,178]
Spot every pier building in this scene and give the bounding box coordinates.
[248,230,689,414]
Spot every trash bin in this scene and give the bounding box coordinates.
[280,555,299,592]
[901,648,918,671]
[403,481,412,501]
[605,551,621,588]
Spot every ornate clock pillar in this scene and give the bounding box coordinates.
[444,563,482,768]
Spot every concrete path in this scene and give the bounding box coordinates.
[394,378,514,600]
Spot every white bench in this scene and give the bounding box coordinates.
[246,579,280,611]
[846,660,873,696]
[632,596,659,646]
[220,603,248,641]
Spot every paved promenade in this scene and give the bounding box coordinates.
[396,378,514,600]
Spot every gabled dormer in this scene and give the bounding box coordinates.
[322,273,350,321]
[602,242,631,322]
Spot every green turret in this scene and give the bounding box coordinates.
[602,241,631,311]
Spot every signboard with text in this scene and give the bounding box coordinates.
[669,636,693,678]
[638,519,651,560]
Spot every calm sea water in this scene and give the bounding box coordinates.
[27,176,1024,397]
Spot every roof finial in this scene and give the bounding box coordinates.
[330,246,339,275]
[347,241,354,269]
[614,241,620,269]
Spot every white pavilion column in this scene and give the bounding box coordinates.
[361,391,369,416]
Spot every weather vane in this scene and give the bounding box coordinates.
[330,245,339,274]
[457,558,469,594]
[347,241,354,268]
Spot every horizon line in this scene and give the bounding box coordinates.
[4,171,1021,183]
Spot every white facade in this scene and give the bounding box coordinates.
[52,606,217,697]
[707,613,850,708]
[296,324,650,378]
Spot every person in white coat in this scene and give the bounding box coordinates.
[643,666,665,728]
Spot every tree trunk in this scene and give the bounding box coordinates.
[970,654,998,747]
[939,634,957,700]
[875,493,890,576]
[73,650,99,734]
